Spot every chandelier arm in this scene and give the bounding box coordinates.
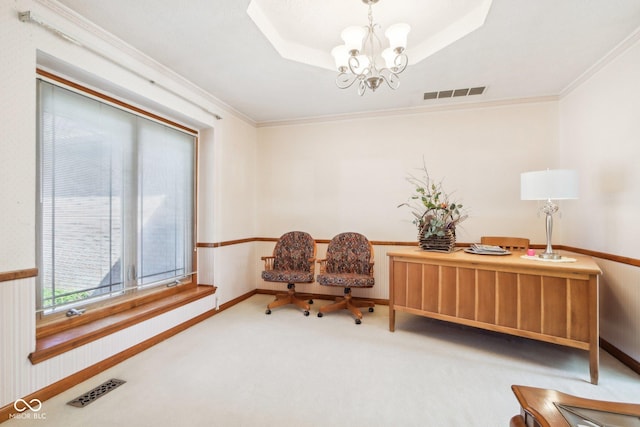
[347,55,363,77]
[357,79,368,96]
[379,69,400,90]
[392,53,409,74]
[336,72,359,89]
[347,54,374,79]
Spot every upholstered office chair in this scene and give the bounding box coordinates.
[316,232,375,324]
[480,236,530,251]
[261,231,316,316]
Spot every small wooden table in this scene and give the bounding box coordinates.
[510,384,640,426]
[388,249,602,384]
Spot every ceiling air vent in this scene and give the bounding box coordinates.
[423,86,486,100]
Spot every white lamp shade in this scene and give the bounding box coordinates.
[521,169,579,200]
[341,26,366,53]
[331,45,349,70]
[385,23,411,51]
[382,48,397,69]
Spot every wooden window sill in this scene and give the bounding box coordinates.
[29,284,216,365]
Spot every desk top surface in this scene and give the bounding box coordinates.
[387,248,602,275]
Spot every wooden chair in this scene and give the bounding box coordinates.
[480,236,530,251]
[261,231,316,316]
[316,232,375,324]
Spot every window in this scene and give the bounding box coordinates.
[37,79,196,314]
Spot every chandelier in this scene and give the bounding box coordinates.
[331,0,410,95]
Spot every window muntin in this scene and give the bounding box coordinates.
[37,80,195,313]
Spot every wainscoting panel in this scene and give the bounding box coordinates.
[0,276,36,408]
[597,258,640,363]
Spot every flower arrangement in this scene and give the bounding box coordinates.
[398,163,468,240]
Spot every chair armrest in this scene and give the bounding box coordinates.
[369,262,375,276]
[317,258,327,275]
[261,256,275,271]
[308,258,316,274]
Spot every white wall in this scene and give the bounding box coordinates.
[0,0,36,273]
[198,113,260,304]
[559,32,640,361]
[559,33,640,259]
[256,101,559,245]
[197,115,259,305]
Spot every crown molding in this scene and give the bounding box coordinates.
[560,24,640,98]
[255,95,559,128]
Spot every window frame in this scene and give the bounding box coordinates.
[35,69,199,322]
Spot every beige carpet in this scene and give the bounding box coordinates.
[9,294,640,426]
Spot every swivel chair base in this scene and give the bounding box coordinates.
[266,283,311,316]
[317,288,374,324]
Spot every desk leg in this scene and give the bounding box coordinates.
[589,275,600,385]
[389,257,395,332]
[590,346,599,385]
[390,306,395,332]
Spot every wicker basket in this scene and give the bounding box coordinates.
[418,228,456,252]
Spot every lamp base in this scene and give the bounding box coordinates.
[539,251,562,260]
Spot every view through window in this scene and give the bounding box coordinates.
[37,80,195,313]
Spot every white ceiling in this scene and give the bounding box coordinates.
[246,0,492,71]
[55,0,640,125]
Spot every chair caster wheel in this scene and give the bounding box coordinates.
[304,310,310,316]
[369,307,374,312]
[265,309,271,315]
[317,312,323,318]
[355,318,362,325]
[309,299,313,304]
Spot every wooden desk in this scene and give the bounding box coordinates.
[388,249,602,384]
[510,384,640,426]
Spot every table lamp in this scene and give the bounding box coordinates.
[521,169,578,259]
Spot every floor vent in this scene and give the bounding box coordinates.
[424,86,486,100]
[67,379,126,408]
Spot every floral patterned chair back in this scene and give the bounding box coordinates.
[269,231,316,281]
[325,232,373,277]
